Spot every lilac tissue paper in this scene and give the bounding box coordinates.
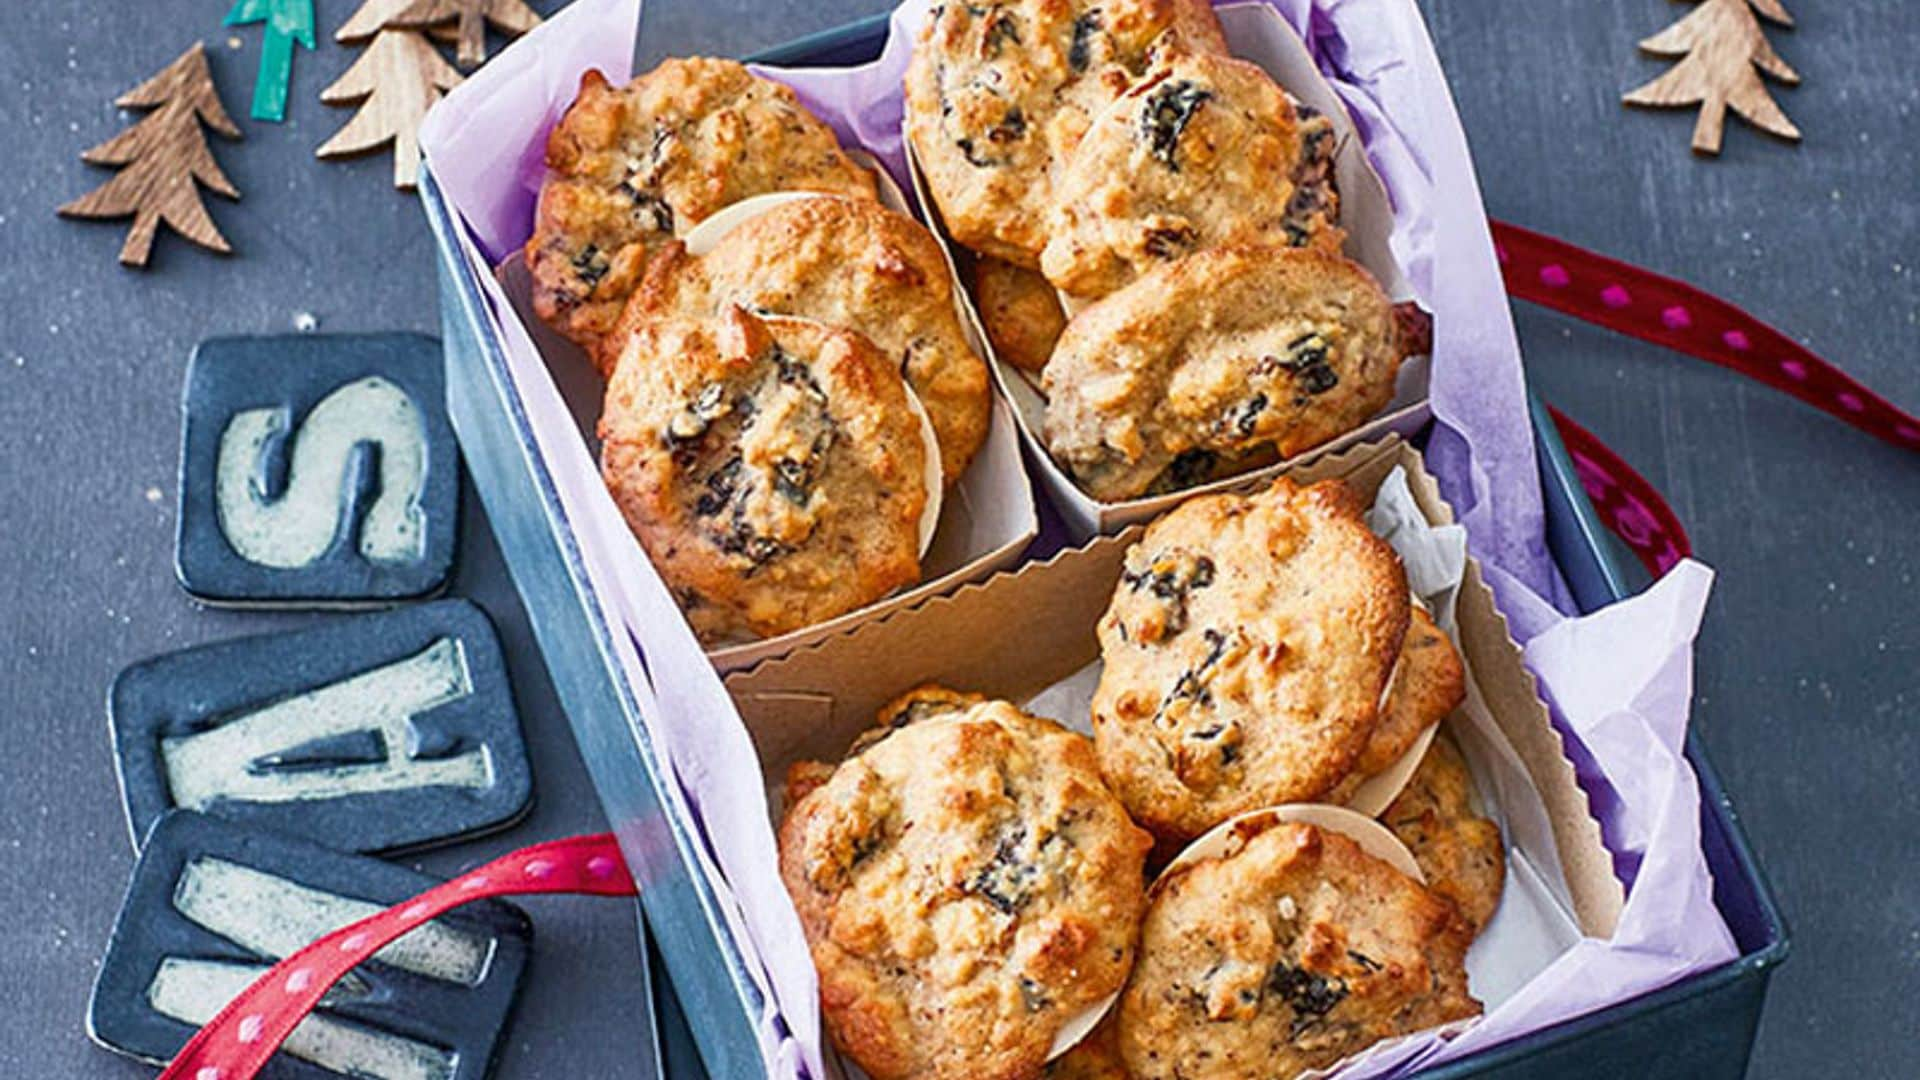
[417,0,1739,1075]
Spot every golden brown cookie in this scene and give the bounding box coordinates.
[1326,606,1468,803]
[1385,733,1506,935]
[619,195,992,481]
[1044,245,1404,502]
[779,693,1153,1080]
[1045,1014,1129,1079]
[904,0,1227,267]
[599,307,927,644]
[1092,477,1410,843]
[526,59,878,365]
[972,255,1068,374]
[1116,819,1480,1079]
[1041,49,1342,300]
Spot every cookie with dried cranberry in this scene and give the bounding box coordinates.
[1116,818,1480,1079]
[1041,49,1342,300]
[1326,605,1468,804]
[526,59,878,366]
[1385,733,1505,936]
[1044,245,1404,502]
[905,0,1227,268]
[971,255,1068,374]
[1092,477,1409,843]
[778,693,1153,1080]
[621,195,991,480]
[599,307,928,644]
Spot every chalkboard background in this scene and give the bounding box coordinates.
[2,1,1913,1076]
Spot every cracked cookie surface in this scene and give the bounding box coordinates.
[527,59,878,366]
[905,0,1227,268]
[1117,819,1480,1079]
[618,195,991,480]
[779,692,1152,1080]
[1040,48,1341,300]
[599,307,927,643]
[1092,476,1409,842]
[1044,245,1404,502]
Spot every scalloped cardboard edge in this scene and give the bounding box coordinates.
[901,1,1435,542]
[726,436,1625,939]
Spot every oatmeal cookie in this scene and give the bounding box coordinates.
[1092,477,1410,842]
[1326,606,1468,804]
[620,195,991,480]
[1041,49,1342,300]
[599,307,927,644]
[904,0,1227,267]
[1116,819,1480,1079]
[778,693,1153,1080]
[972,255,1068,374]
[1044,245,1403,502]
[526,59,878,364]
[1385,733,1505,935]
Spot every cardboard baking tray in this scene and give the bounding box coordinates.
[419,13,1787,1080]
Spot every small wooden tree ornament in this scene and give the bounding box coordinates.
[1624,0,1802,155]
[392,0,543,71]
[319,0,465,190]
[223,0,317,122]
[58,44,243,267]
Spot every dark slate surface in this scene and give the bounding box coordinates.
[111,599,532,854]
[90,810,531,1079]
[1,2,1912,1078]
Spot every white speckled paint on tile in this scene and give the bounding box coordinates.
[159,637,492,809]
[172,857,493,986]
[147,957,456,1080]
[215,375,429,569]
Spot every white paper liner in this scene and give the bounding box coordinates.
[906,2,1433,541]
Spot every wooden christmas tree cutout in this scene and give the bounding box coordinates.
[392,0,542,71]
[319,0,465,190]
[1624,0,1802,155]
[58,44,243,267]
[224,0,317,122]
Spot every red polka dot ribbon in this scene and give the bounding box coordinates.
[1491,219,1920,577]
[157,834,635,1080]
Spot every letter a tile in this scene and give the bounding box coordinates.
[89,811,530,1079]
[110,600,532,854]
[176,333,459,606]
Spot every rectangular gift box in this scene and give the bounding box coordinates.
[418,5,1786,1079]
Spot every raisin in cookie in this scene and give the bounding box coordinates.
[905,0,1227,268]
[1092,476,1409,843]
[972,255,1068,374]
[779,693,1153,1080]
[1326,606,1468,804]
[1385,733,1505,936]
[1044,245,1404,502]
[527,59,878,365]
[1116,819,1480,1079]
[1041,49,1342,300]
[599,307,928,644]
[621,195,991,480]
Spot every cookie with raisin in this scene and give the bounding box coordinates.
[1044,245,1405,502]
[971,255,1069,374]
[526,59,878,366]
[1385,733,1505,936]
[1092,476,1410,843]
[1041,49,1342,300]
[1326,605,1468,804]
[599,307,928,644]
[778,693,1153,1080]
[904,0,1227,268]
[619,195,992,480]
[1115,819,1480,1079]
